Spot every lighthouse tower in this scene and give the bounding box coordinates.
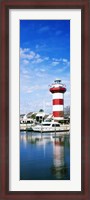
[49,79,66,121]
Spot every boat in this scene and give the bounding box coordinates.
[20,119,35,131]
[32,121,70,133]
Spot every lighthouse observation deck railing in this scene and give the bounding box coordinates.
[49,83,66,88]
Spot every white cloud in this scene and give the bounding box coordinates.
[35,54,40,59]
[28,51,36,59]
[38,26,50,33]
[26,89,33,93]
[40,68,46,72]
[22,69,28,74]
[51,61,60,66]
[52,58,70,65]
[23,74,30,79]
[20,48,44,64]
[44,57,49,61]
[20,48,30,54]
[63,58,68,62]
[52,58,61,62]
[51,58,70,68]
[32,58,43,64]
[62,59,70,66]
[23,84,48,94]
[23,60,29,65]
[20,48,70,69]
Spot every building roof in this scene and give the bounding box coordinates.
[36,112,45,117]
[20,114,25,117]
[26,112,34,117]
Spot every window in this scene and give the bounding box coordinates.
[52,124,60,127]
[42,124,51,126]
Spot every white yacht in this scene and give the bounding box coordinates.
[20,119,35,131]
[32,121,69,133]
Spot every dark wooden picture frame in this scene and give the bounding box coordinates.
[0,0,90,199]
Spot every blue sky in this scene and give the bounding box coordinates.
[20,20,70,114]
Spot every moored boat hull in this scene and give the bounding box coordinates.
[32,125,69,133]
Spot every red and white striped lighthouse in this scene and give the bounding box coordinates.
[49,79,66,120]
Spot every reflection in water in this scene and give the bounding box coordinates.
[20,131,70,180]
[51,137,69,179]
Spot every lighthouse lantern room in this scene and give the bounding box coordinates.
[49,79,66,121]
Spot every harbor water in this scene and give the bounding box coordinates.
[20,131,70,180]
